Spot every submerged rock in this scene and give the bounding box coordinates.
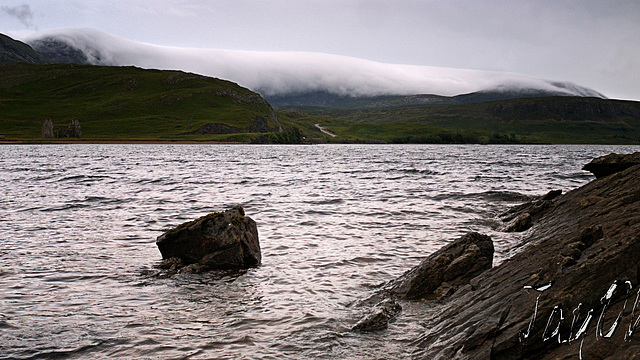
[156,206,260,274]
[500,212,532,232]
[582,152,640,178]
[351,299,402,332]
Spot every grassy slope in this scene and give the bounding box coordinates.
[2,63,639,144]
[281,96,640,144]
[0,63,279,141]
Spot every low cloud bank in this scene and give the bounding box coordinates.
[25,28,604,98]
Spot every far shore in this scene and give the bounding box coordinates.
[0,139,245,145]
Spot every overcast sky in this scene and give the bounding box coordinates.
[2,0,639,100]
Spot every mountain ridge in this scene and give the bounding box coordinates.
[265,89,606,109]
[0,33,53,66]
[22,28,605,101]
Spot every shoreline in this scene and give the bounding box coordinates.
[0,139,244,145]
[1,138,638,145]
[406,152,640,359]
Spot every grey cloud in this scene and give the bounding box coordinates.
[25,28,604,98]
[1,4,36,29]
[8,1,640,99]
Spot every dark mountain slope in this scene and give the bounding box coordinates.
[486,96,640,121]
[0,33,53,65]
[267,88,608,109]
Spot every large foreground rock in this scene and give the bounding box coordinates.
[411,154,640,359]
[156,206,260,273]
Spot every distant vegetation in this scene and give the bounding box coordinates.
[391,131,522,144]
[276,95,640,144]
[250,127,306,144]
[0,63,282,142]
[2,31,639,144]
[1,63,639,144]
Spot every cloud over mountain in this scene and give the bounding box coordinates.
[26,28,605,98]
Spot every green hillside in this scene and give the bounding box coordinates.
[0,63,282,141]
[280,96,640,144]
[2,62,639,144]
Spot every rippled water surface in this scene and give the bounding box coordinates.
[1,144,638,359]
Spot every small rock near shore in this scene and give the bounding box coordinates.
[351,299,402,332]
[501,212,532,232]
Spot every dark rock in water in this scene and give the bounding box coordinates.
[410,152,640,359]
[384,232,494,300]
[540,189,562,201]
[351,298,402,332]
[351,232,493,328]
[156,206,260,274]
[582,152,640,178]
[500,199,553,224]
[500,212,532,232]
[499,190,563,232]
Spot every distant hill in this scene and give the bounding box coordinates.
[278,95,640,144]
[0,33,53,65]
[266,88,607,109]
[0,63,281,141]
[266,91,459,108]
[4,30,637,144]
[25,28,605,101]
[28,37,92,64]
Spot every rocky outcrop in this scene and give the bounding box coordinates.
[385,232,494,300]
[351,232,494,333]
[582,152,640,178]
[42,119,82,138]
[156,206,260,275]
[409,153,640,359]
[192,122,242,135]
[193,115,279,135]
[499,189,562,232]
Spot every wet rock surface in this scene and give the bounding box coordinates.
[582,151,640,179]
[351,299,402,333]
[499,189,561,232]
[156,206,260,275]
[409,153,640,359]
[352,232,494,332]
[384,232,494,300]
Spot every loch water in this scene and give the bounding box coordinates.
[1,144,638,359]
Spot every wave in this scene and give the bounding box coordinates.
[432,190,533,203]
